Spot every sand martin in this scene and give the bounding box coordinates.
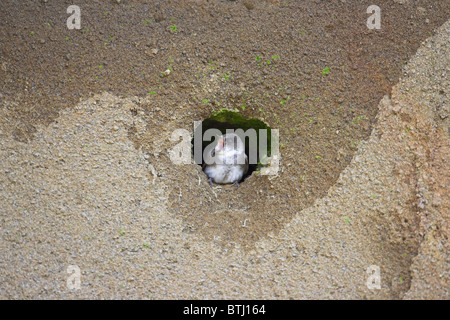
[203,133,248,188]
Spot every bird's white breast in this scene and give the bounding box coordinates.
[204,151,247,184]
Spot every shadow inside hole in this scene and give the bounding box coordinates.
[192,109,272,182]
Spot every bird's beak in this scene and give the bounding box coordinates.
[216,137,224,151]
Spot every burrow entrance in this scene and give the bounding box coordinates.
[192,109,272,182]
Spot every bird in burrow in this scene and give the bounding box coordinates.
[202,133,248,189]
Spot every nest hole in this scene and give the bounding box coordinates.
[192,109,272,182]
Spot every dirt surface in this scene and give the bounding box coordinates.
[0,1,448,299]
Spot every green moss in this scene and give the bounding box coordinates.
[209,109,270,131]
